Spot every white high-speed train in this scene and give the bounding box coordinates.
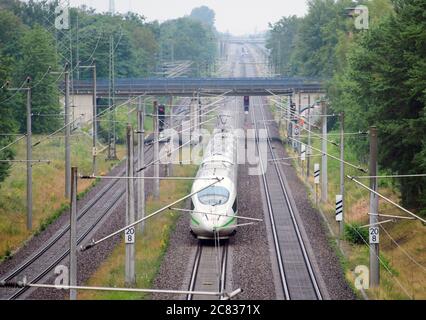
[190,128,238,240]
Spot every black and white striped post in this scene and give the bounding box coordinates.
[336,194,343,245]
[314,163,320,206]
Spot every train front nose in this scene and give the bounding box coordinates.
[191,210,236,239]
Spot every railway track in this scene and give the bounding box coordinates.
[246,54,322,299]
[0,145,154,300]
[0,101,193,300]
[186,241,229,300]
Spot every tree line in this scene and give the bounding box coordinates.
[267,0,426,214]
[0,0,218,184]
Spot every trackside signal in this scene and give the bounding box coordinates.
[158,104,165,132]
[244,96,249,114]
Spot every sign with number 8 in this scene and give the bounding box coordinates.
[369,227,379,244]
[125,227,135,244]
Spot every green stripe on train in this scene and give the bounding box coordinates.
[191,217,200,226]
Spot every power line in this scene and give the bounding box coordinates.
[348,223,413,299]
[80,178,224,251]
[0,135,26,152]
[380,224,426,273]
[347,175,426,224]
[353,174,426,179]
[32,115,83,148]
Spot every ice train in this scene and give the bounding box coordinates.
[190,128,238,240]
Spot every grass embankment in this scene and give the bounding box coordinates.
[270,103,426,300]
[78,163,197,300]
[0,134,125,261]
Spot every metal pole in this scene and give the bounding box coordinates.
[125,125,136,286]
[307,95,311,178]
[69,167,78,300]
[153,101,160,199]
[321,100,328,203]
[198,93,202,143]
[26,85,32,231]
[369,126,380,287]
[137,97,145,233]
[190,96,195,159]
[278,96,282,132]
[298,92,302,156]
[92,62,97,175]
[65,66,71,199]
[168,96,173,177]
[339,112,345,240]
[287,96,291,144]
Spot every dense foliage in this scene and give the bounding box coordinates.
[268,0,426,213]
[0,0,218,184]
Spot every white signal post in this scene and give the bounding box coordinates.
[314,163,320,206]
[301,144,306,179]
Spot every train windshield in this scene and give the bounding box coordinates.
[197,186,230,206]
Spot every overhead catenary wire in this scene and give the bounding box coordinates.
[80,178,224,251]
[0,159,50,164]
[348,223,413,299]
[268,154,322,162]
[32,115,84,148]
[379,224,426,273]
[0,79,28,104]
[171,207,263,222]
[286,135,367,173]
[80,175,218,181]
[0,281,242,298]
[297,131,369,137]
[280,112,339,147]
[353,174,426,179]
[137,139,192,172]
[347,175,426,224]
[0,134,27,153]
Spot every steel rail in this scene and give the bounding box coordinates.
[2,99,190,300]
[258,97,323,300]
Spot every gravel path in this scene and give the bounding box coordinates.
[150,200,196,300]
[230,160,276,300]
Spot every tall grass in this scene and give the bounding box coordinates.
[0,134,124,261]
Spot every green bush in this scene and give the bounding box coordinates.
[344,223,368,245]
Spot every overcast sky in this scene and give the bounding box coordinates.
[67,0,308,35]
